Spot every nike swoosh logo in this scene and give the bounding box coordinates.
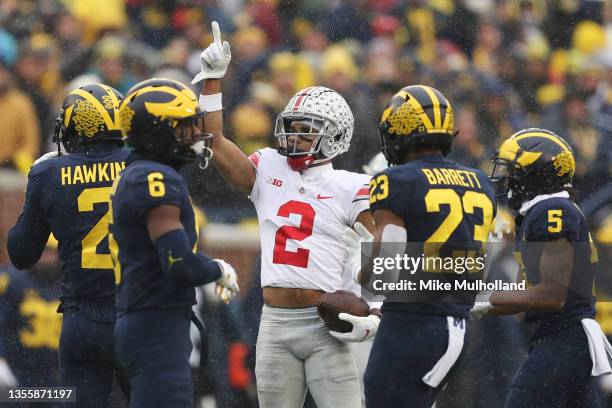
[317,194,333,199]
[361,329,370,341]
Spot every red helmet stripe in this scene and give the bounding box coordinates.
[292,87,315,112]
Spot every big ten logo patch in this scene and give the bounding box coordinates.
[266,177,283,187]
[19,290,62,350]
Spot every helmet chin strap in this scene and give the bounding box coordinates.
[287,155,316,171]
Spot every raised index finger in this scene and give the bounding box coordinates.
[211,21,222,47]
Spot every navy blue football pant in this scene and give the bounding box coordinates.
[505,323,602,408]
[364,313,467,408]
[59,307,130,407]
[113,308,193,408]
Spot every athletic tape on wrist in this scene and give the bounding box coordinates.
[199,93,223,112]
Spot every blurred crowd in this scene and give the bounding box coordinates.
[0,0,609,224]
[0,0,611,406]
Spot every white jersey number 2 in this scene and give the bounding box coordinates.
[272,200,315,268]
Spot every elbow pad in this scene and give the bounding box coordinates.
[153,229,221,286]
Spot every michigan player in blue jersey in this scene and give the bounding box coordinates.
[7,83,131,406]
[345,85,496,407]
[471,128,603,407]
[111,78,239,408]
[0,265,61,390]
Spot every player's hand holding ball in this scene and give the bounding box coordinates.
[329,313,380,343]
[318,290,380,343]
[214,259,239,303]
[191,21,231,83]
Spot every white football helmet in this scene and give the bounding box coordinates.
[274,86,354,170]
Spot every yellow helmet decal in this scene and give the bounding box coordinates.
[139,85,198,121]
[72,88,121,133]
[100,84,121,110]
[72,99,106,138]
[119,105,136,136]
[403,90,435,130]
[498,138,542,166]
[552,151,576,177]
[387,101,423,135]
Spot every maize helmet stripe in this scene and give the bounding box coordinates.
[402,90,435,130]
[498,138,542,166]
[130,84,197,99]
[380,106,393,124]
[136,85,199,119]
[63,104,74,128]
[99,84,122,128]
[433,87,453,130]
[72,88,119,131]
[379,84,455,164]
[513,131,572,154]
[442,96,453,130]
[419,85,441,128]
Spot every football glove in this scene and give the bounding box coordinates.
[343,222,374,284]
[470,292,493,319]
[214,259,239,303]
[0,359,17,388]
[329,313,380,343]
[32,151,59,167]
[191,21,231,84]
[493,216,512,239]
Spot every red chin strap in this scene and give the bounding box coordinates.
[287,155,316,171]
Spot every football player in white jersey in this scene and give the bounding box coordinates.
[191,22,381,408]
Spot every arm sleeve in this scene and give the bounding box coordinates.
[153,229,222,287]
[7,168,50,269]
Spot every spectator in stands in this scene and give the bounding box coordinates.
[0,57,40,173]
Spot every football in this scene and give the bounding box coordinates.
[317,290,370,333]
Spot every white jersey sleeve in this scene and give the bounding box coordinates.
[247,149,265,203]
[347,178,370,226]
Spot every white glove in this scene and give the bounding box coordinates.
[32,151,59,167]
[214,259,239,303]
[343,222,374,284]
[493,217,512,239]
[329,313,380,343]
[191,21,231,84]
[470,292,493,319]
[0,358,17,388]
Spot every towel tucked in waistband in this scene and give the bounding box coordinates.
[422,316,466,387]
[582,318,612,377]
